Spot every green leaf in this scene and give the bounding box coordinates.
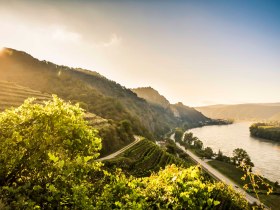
[48,152,59,162]
[214,200,220,206]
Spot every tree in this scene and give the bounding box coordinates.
[184,132,194,144]
[216,150,231,163]
[203,147,214,159]
[174,128,184,142]
[193,139,203,150]
[0,96,102,209]
[232,148,254,168]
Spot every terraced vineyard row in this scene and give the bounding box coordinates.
[104,139,193,177]
[0,80,51,111]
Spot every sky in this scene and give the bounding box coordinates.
[0,0,280,106]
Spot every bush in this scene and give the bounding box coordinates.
[0,96,102,209]
[96,165,249,209]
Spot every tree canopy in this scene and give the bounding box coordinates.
[232,148,254,168]
[0,96,102,209]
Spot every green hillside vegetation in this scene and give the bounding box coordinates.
[0,97,249,209]
[85,113,135,157]
[0,48,210,140]
[0,81,133,157]
[104,139,192,177]
[196,103,280,121]
[250,122,280,142]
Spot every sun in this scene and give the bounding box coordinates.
[0,46,5,54]
[0,47,11,56]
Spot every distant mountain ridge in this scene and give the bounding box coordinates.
[196,103,280,121]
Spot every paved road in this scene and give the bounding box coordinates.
[97,136,141,161]
[170,133,260,205]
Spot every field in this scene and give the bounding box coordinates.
[0,80,51,111]
[104,139,194,177]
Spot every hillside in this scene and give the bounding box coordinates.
[0,80,134,156]
[132,87,170,108]
[196,103,280,121]
[0,48,210,139]
[131,87,209,127]
[0,80,51,111]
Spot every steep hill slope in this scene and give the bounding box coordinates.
[171,102,210,124]
[196,103,280,121]
[131,87,209,127]
[0,80,51,111]
[0,48,209,139]
[132,87,170,108]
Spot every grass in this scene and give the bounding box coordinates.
[208,160,280,209]
[208,160,245,187]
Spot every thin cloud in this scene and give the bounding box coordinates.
[102,33,121,47]
[51,26,81,43]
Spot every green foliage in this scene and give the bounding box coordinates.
[98,120,134,156]
[203,147,214,159]
[164,139,192,161]
[250,122,280,142]
[104,139,192,177]
[96,165,249,210]
[232,148,254,169]
[180,132,215,159]
[0,96,252,209]
[0,96,103,209]
[184,132,194,144]
[174,128,184,142]
[240,163,273,209]
[216,150,231,163]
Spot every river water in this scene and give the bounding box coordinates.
[189,122,280,183]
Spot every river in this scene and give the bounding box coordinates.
[189,122,280,183]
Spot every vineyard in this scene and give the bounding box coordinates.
[0,80,51,111]
[104,139,194,177]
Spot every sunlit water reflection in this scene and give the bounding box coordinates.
[189,122,280,182]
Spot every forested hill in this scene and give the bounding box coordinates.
[132,87,209,125]
[196,103,280,121]
[0,48,209,139]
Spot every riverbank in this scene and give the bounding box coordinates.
[250,122,280,142]
[208,160,280,209]
[188,122,280,183]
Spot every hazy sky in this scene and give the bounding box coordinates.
[1,0,280,106]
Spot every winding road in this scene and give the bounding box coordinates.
[97,136,141,161]
[170,134,261,205]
